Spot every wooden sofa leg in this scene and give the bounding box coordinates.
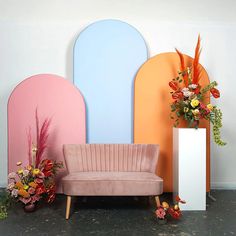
[66,196,72,220]
[155,196,161,207]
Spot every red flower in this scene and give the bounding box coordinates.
[172,91,183,99]
[194,86,201,94]
[175,196,186,204]
[36,185,46,195]
[43,170,52,177]
[168,208,182,219]
[169,81,178,91]
[210,88,220,98]
[42,159,54,171]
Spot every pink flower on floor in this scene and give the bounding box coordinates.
[155,206,166,219]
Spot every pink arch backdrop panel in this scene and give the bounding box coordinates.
[8,74,86,192]
[134,53,210,192]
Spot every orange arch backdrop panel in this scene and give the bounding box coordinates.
[8,74,86,192]
[134,52,210,192]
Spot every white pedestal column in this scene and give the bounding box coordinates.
[173,128,206,211]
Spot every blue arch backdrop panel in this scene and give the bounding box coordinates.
[74,19,148,143]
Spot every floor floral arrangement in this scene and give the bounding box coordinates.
[155,196,186,224]
[7,110,63,212]
[169,35,226,146]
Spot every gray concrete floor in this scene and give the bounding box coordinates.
[0,190,235,236]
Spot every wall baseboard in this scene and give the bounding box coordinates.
[0,183,7,188]
[211,182,236,190]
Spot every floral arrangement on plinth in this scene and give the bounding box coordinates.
[169,35,226,146]
[155,196,186,222]
[7,110,63,207]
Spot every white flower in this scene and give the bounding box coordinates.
[11,189,18,197]
[8,172,16,179]
[188,84,198,89]
[23,169,29,177]
[183,91,194,97]
[7,182,15,190]
[182,87,189,92]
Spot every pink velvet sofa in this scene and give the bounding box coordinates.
[62,144,163,219]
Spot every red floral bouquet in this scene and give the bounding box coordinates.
[7,110,63,207]
[155,196,186,222]
[169,35,226,146]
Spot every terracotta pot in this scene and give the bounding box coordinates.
[24,203,36,213]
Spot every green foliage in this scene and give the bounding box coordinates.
[0,190,10,220]
[211,108,227,146]
[201,81,218,94]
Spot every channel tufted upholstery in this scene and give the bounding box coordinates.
[62,144,163,219]
[63,144,159,173]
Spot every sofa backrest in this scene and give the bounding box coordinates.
[63,144,159,173]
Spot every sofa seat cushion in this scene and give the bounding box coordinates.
[62,172,163,196]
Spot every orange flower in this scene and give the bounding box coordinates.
[27,165,32,171]
[18,189,30,198]
[15,181,24,189]
[29,182,38,188]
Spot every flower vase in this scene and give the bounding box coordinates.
[173,128,206,210]
[24,203,36,212]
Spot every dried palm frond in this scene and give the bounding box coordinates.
[192,35,202,84]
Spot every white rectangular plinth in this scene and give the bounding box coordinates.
[173,128,206,211]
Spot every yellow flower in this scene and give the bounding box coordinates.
[23,185,29,190]
[162,202,169,209]
[18,169,23,174]
[174,204,179,210]
[16,161,22,166]
[192,109,200,116]
[190,99,200,108]
[207,103,213,111]
[32,168,40,175]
